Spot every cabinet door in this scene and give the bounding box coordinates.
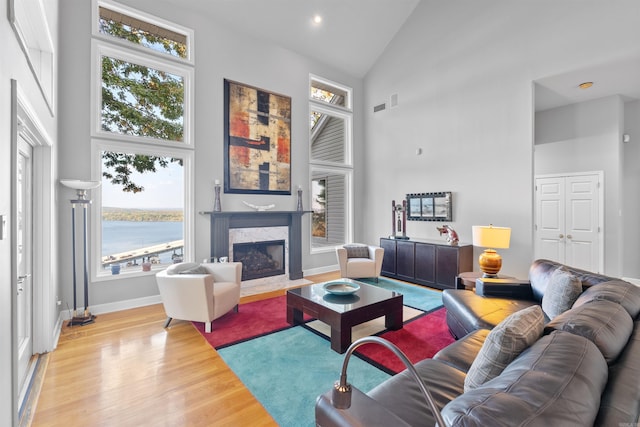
[380,238,397,276]
[396,241,415,281]
[414,242,435,285]
[436,246,459,289]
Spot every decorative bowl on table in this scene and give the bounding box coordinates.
[323,293,360,304]
[323,280,360,295]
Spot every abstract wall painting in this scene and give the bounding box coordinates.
[224,79,291,194]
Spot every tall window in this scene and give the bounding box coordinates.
[309,75,353,251]
[91,0,194,279]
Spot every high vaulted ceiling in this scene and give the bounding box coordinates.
[158,0,421,77]
[156,0,640,109]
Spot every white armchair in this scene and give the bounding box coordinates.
[336,244,384,281]
[155,262,242,333]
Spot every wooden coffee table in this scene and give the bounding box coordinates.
[286,279,403,353]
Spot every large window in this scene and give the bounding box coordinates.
[91,0,194,279]
[309,75,353,251]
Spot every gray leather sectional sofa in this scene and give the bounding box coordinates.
[315,259,640,426]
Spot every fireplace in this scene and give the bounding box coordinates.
[203,211,310,280]
[233,240,286,281]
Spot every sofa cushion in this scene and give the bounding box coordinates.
[442,289,538,339]
[545,300,633,364]
[443,331,609,427]
[368,359,466,426]
[541,268,582,319]
[343,244,369,258]
[528,259,617,303]
[595,319,640,426]
[464,305,544,391]
[165,262,201,275]
[433,329,489,373]
[573,280,640,319]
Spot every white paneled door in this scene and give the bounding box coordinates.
[535,173,602,273]
[17,136,33,395]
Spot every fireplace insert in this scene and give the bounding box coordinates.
[233,240,285,280]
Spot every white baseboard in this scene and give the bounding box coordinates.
[59,295,163,320]
[303,264,339,277]
[55,268,338,324]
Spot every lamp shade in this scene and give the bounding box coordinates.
[472,225,511,249]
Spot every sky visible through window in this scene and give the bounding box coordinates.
[101,160,183,209]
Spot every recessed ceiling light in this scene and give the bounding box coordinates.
[313,15,322,24]
[578,81,594,90]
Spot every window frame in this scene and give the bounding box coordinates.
[9,0,56,114]
[90,0,195,281]
[90,139,194,282]
[308,75,354,254]
[309,102,353,167]
[91,40,194,146]
[92,0,194,65]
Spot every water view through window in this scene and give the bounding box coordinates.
[101,153,184,274]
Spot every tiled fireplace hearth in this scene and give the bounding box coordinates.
[202,211,310,281]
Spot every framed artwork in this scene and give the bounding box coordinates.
[406,192,452,221]
[224,79,291,194]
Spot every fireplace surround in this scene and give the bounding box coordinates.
[202,210,310,280]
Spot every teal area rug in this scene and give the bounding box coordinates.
[359,277,443,312]
[203,277,448,426]
[218,326,390,427]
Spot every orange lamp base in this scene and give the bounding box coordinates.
[478,249,502,277]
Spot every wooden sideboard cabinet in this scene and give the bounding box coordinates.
[380,237,473,290]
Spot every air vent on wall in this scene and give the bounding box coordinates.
[373,103,386,113]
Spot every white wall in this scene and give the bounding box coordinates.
[362,0,640,278]
[623,100,640,278]
[534,96,624,276]
[0,0,59,423]
[57,0,363,309]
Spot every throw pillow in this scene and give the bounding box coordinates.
[179,265,210,274]
[542,268,582,319]
[165,262,200,275]
[464,305,544,392]
[343,244,370,258]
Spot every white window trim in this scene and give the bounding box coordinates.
[309,166,354,255]
[92,0,194,65]
[309,102,353,167]
[309,73,353,111]
[90,139,195,282]
[91,40,195,147]
[90,1,195,281]
[309,74,354,254]
[9,0,55,115]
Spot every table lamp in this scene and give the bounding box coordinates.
[472,225,511,277]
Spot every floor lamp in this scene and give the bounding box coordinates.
[61,179,101,326]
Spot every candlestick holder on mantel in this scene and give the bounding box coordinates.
[213,180,222,212]
[296,186,304,211]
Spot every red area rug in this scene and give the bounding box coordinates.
[355,308,454,373]
[193,295,454,374]
[192,295,305,348]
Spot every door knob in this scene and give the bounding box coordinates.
[558,234,564,239]
[567,234,572,239]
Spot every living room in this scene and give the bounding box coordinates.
[2,0,640,425]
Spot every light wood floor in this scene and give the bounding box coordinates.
[30,271,340,427]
